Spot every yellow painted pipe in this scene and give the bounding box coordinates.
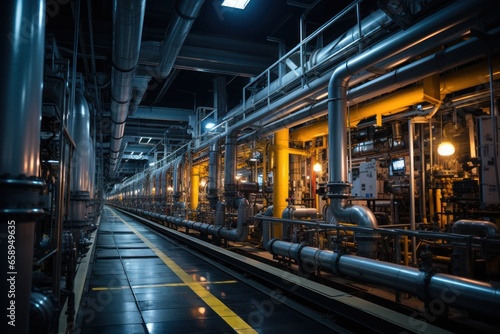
[435,188,442,229]
[440,57,500,96]
[290,121,328,142]
[191,165,200,210]
[273,129,289,238]
[349,86,428,126]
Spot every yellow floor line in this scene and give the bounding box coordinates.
[91,279,238,291]
[111,211,258,334]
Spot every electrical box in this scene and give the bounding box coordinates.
[477,116,500,206]
[352,159,385,198]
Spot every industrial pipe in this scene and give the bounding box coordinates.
[266,239,500,318]
[452,219,500,236]
[157,0,205,77]
[327,0,488,231]
[0,1,46,333]
[109,0,146,171]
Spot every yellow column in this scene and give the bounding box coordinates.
[273,129,289,238]
[191,165,200,210]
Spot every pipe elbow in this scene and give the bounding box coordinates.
[330,201,378,229]
[452,219,499,236]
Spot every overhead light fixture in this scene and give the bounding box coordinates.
[313,162,322,173]
[205,122,216,130]
[149,162,155,166]
[437,141,455,156]
[222,0,250,9]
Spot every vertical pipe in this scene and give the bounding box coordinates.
[273,130,289,238]
[208,142,219,209]
[0,2,46,333]
[420,123,427,223]
[191,165,200,210]
[408,119,417,265]
[262,146,268,207]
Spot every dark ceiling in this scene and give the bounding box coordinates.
[44,0,378,182]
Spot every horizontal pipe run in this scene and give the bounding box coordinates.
[267,239,500,318]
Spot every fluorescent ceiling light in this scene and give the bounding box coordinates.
[222,0,250,9]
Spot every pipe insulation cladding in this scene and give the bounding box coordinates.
[0,1,46,333]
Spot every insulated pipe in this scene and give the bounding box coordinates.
[452,220,499,236]
[267,239,500,318]
[109,0,146,171]
[215,198,250,241]
[208,142,220,209]
[0,1,46,333]
[223,134,238,208]
[159,198,250,242]
[190,165,200,210]
[223,9,393,121]
[172,156,184,207]
[327,0,488,229]
[451,219,499,277]
[68,92,92,232]
[157,0,205,77]
[273,129,289,220]
[242,27,500,143]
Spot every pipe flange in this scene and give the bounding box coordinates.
[70,191,90,201]
[326,181,352,199]
[0,174,45,217]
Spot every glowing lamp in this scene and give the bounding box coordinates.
[437,141,455,156]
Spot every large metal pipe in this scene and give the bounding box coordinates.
[157,197,250,242]
[242,27,500,143]
[0,1,46,333]
[452,219,500,236]
[109,0,146,171]
[327,0,488,229]
[266,239,500,318]
[208,142,220,209]
[223,9,393,122]
[157,0,205,77]
[68,92,91,228]
[172,156,185,208]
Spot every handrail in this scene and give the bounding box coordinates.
[242,0,362,112]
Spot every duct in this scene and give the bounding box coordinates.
[157,0,205,77]
[269,238,500,318]
[327,0,489,233]
[0,1,46,332]
[109,0,146,171]
[452,219,499,237]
